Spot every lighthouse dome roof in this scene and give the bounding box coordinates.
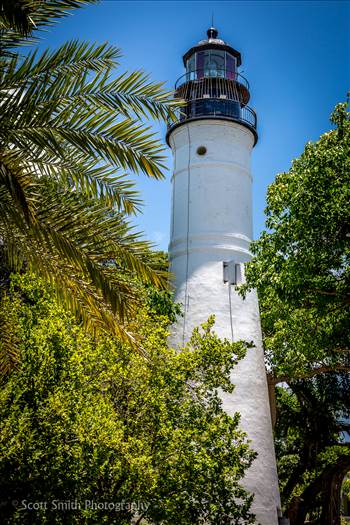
[182,27,242,67]
[198,27,226,46]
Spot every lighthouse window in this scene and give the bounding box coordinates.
[209,51,225,77]
[226,54,237,80]
[201,50,225,78]
[194,50,235,80]
[196,51,205,79]
[187,55,196,79]
[203,52,212,77]
[191,50,238,81]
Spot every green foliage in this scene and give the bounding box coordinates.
[275,375,350,496]
[243,100,350,381]
[0,1,99,48]
[0,273,256,524]
[274,375,350,522]
[0,0,180,353]
[242,98,350,521]
[343,475,350,500]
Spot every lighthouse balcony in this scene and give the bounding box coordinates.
[166,98,257,145]
[175,69,251,105]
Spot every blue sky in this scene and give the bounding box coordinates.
[39,0,349,250]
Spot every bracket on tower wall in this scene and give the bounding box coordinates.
[223,261,243,285]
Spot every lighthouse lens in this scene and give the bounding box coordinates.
[209,52,225,77]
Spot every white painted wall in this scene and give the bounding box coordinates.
[168,119,281,525]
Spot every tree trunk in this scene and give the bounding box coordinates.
[320,466,348,525]
[287,496,308,525]
[267,373,277,428]
[286,455,350,525]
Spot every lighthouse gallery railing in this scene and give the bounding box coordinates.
[168,67,256,133]
[174,69,250,105]
[167,100,257,131]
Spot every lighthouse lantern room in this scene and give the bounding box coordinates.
[166,26,257,146]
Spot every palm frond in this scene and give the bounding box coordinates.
[1,41,178,183]
[0,0,34,35]
[0,0,98,50]
[0,151,37,223]
[102,70,179,121]
[1,40,120,85]
[59,162,142,213]
[0,34,176,347]
[0,293,20,377]
[0,179,167,344]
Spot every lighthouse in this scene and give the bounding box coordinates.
[166,28,281,524]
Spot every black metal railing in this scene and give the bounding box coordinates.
[175,69,251,106]
[175,69,249,91]
[167,98,257,131]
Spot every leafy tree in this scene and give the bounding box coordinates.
[342,474,350,501]
[0,272,256,525]
[275,375,350,524]
[243,100,350,385]
[0,0,178,357]
[242,99,350,521]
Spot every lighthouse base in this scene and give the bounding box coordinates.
[169,255,281,525]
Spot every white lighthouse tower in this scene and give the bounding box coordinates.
[166,27,281,524]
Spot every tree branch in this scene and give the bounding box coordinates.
[267,374,277,428]
[269,364,350,385]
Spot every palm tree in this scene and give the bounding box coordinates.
[0,0,178,371]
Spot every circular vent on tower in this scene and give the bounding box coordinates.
[197,146,207,156]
